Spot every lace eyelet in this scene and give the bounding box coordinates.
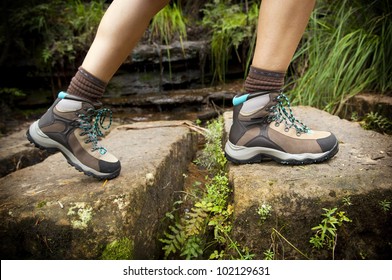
[284,127,289,132]
[275,122,280,127]
[296,132,302,137]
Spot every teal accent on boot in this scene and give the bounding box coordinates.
[232,94,249,106]
[58,91,68,99]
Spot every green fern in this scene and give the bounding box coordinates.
[180,236,203,260]
[160,222,186,258]
[361,112,392,134]
[185,203,209,236]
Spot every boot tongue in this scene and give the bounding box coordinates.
[239,91,280,118]
[58,91,102,109]
[56,98,83,112]
[241,94,271,114]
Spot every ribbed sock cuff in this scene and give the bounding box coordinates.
[244,66,285,93]
[67,67,106,101]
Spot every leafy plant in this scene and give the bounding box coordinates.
[342,196,353,207]
[0,87,25,98]
[194,116,227,172]
[263,249,274,260]
[256,203,272,224]
[1,0,106,90]
[379,199,391,213]
[41,0,105,69]
[160,171,234,259]
[360,112,392,134]
[160,221,189,258]
[309,207,351,258]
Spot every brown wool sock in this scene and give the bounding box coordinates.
[244,66,285,93]
[67,67,107,102]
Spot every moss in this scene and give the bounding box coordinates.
[101,238,134,260]
[268,180,277,187]
[36,201,47,208]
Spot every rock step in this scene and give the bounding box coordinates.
[0,121,197,259]
[224,107,392,259]
[0,125,51,177]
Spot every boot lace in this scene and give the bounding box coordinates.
[268,93,309,136]
[77,108,113,155]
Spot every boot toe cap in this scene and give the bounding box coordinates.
[317,133,338,153]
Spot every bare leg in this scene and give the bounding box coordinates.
[82,0,170,82]
[252,0,316,72]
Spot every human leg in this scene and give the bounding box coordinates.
[82,0,170,83]
[252,0,316,72]
[68,0,170,100]
[27,0,170,179]
[225,0,339,164]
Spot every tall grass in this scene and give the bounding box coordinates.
[288,0,392,116]
[149,2,187,80]
[202,0,259,83]
[150,2,187,45]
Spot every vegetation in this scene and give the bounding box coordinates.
[379,200,391,213]
[160,117,253,260]
[256,203,272,224]
[202,0,259,82]
[101,238,134,260]
[1,0,105,89]
[150,2,187,47]
[309,208,351,259]
[149,2,187,79]
[288,0,392,115]
[1,0,390,115]
[360,112,392,134]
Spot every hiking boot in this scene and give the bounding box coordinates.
[225,91,339,164]
[27,92,121,179]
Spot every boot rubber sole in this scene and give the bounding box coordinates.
[27,121,120,180]
[224,140,339,165]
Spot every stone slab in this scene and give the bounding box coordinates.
[224,107,392,259]
[0,125,50,177]
[0,121,197,259]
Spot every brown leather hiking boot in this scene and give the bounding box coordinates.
[225,91,339,164]
[27,92,121,179]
